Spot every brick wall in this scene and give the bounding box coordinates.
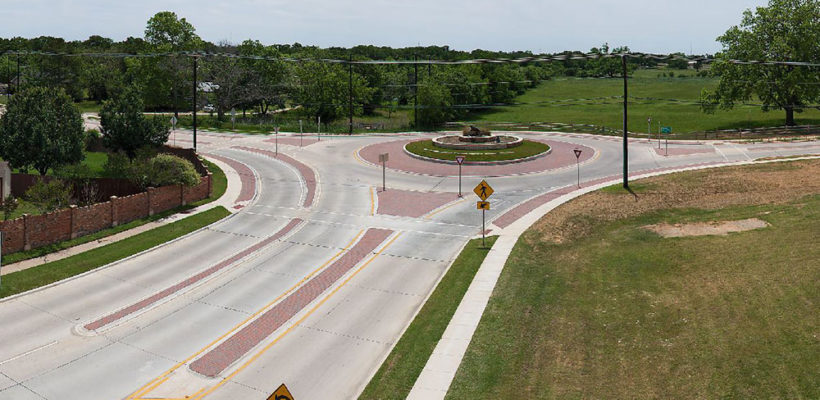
[0,173,212,255]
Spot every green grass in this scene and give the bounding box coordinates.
[12,151,109,177]
[405,140,550,162]
[447,168,820,399]
[0,206,230,299]
[470,69,820,135]
[360,236,498,400]
[75,100,102,113]
[2,160,228,264]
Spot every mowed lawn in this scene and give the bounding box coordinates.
[448,159,820,399]
[472,69,820,134]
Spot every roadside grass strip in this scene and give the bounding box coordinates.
[447,160,820,399]
[0,207,231,299]
[360,236,498,400]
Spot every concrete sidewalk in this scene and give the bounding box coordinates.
[1,155,244,276]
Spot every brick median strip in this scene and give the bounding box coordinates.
[83,218,304,332]
[189,228,394,378]
[204,153,256,204]
[493,162,722,228]
[233,146,317,208]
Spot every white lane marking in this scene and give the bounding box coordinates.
[713,145,730,162]
[728,142,754,161]
[0,341,58,365]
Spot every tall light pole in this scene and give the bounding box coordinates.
[621,54,629,189]
[192,55,198,152]
[348,54,353,135]
[414,54,418,130]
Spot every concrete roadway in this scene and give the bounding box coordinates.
[0,130,817,400]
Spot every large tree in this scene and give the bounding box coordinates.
[100,85,170,159]
[0,87,84,175]
[701,0,820,126]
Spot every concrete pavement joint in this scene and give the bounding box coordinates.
[299,325,390,345]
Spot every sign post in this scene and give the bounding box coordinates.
[647,117,651,143]
[661,126,672,156]
[473,180,494,247]
[275,126,279,157]
[379,153,389,191]
[299,120,303,147]
[455,155,466,197]
[231,108,236,130]
[573,148,583,187]
[317,116,321,142]
[0,231,3,289]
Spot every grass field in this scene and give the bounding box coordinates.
[447,159,820,399]
[0,206,230,299]
[360,237,498,400]
[405,140,550,162]
[470,69,820,135]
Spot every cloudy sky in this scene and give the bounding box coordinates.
[1,0,768,54]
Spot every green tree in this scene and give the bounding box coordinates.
[144,11,200,48]
[0,87,84,175]
[701,0,820,126]
[100,85,170,160]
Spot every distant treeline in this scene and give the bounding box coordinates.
[0,12,704,127]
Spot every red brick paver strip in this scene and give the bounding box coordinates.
[189,228,393,378]
[493,162,723,229]
[264,137,320,147]
[359,139,594,177]
[377,189,459,218]
[83,218,304,331]
[233,146,317,208]
[204,153,256,204]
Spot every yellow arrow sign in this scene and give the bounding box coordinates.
[477,201,490,210]
[268,383,295,400]
[473,180,494,201]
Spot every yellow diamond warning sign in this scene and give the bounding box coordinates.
[473,180,494,201]
[477,201,490,210]
[268,383,295,400]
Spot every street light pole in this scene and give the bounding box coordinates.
[192,55,198,152]
[414,54,418,130]
[621,54,629,189]
[348,55,353,135]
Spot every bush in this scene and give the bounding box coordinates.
[146,154,200,187]
[2,195,19,220]
[25,179,72,213]
[103,152,131,179]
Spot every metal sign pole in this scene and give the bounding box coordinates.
[275,126,279,157]
[482,209,486,247]
[0,231,3,289]
[299,120,303,147]
[577,158,581,187]
[458,163,462,197]
[621,55,629,189]
[192,55,198,152]
[317,116,321,141]
[382,160,386,192]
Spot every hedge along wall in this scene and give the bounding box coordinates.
[0,152,213,255]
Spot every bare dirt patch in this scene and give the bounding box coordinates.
[530,158,820,244]
[644,218,769,238]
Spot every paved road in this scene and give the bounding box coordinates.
[0,130,817,400]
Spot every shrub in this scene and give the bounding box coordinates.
[146,154,200,187]
[25,179,72,213]
[2,195,19,220]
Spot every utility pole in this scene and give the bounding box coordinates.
[16,53,20,93]
[348,55,353,135]
[192,55,198,152]
[414,54,418,130]
[621,54,629,189]
[6,54,10,101]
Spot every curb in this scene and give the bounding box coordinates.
[402,142,552,166]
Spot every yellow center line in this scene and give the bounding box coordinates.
[423,196,468,220]
[369,187,376,216]
[127,230,365,400]
[192,232,404,400]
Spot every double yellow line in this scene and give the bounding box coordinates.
[128,230,366,400]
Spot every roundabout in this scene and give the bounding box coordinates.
[358,135,595,177]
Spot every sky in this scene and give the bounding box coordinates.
[1,0,769,54]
